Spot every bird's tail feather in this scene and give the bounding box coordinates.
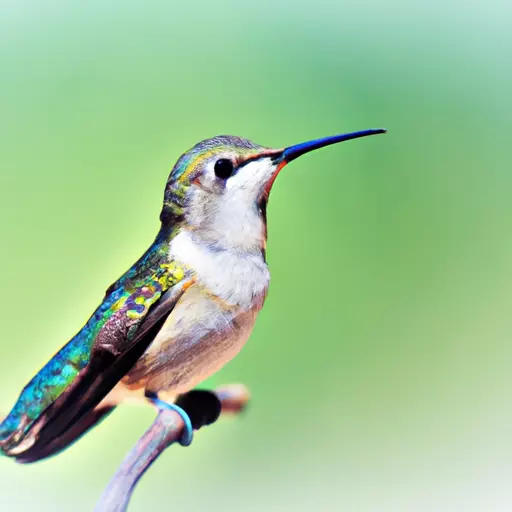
[13,405,115,463]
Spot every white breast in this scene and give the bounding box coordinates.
[169,230,270,309]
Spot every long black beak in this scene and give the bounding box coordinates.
[282,129,386,163]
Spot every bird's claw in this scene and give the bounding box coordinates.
[147,396,194,447]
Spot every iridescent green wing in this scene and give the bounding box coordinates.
[0,229,192,460]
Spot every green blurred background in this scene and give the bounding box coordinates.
[1,1,511,510]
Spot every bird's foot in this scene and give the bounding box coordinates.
[145,393,194,447]
[145,390,222,447]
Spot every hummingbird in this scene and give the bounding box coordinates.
[0,129,385,462]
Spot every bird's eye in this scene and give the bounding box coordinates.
[214,158,235,179]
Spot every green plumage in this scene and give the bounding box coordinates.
[0,225,186,455]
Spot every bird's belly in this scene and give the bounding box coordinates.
[123,284,263,396]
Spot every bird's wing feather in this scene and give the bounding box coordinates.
[0,245,193,460]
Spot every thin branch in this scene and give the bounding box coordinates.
[95,384,250,512]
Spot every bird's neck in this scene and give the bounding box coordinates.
[183,204,267,258]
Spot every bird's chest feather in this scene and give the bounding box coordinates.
[124,231,269,394]
[169,230,270,309]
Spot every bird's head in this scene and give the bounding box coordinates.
[161,130,385,251]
